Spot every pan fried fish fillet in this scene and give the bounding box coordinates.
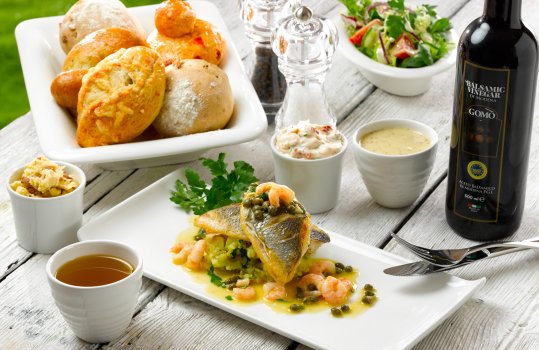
[239,193,311,285]
[194,204,330,254]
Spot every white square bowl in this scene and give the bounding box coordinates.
[15,2,267,169]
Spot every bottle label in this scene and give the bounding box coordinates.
[453,61,510,222]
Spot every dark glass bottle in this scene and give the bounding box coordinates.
[446,0,538,241]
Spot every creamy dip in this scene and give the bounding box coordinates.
[360,127,431,155]
[274,121,344,160]
[10,156,79,198]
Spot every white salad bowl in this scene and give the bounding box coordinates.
[334,14,457,96]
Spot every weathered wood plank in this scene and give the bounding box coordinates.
[103,287,291,350]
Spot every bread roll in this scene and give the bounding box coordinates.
[152,59,234,138]
[147,19,226,66]
[50,69,88,116]
[155,0,196,38]
[59,0,146,53]
[77,46,166,147]
[63,27,146,71]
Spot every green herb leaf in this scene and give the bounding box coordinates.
[340,0,371,19]
[388,0,405,11]
[170,153,258,214]
[430,18,451,33]
[422,4,438,17]
[385,15,405,39]
[225,295,233,301]
[400,43,433,68]
[208,265,226,288]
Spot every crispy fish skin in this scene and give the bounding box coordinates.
[194,204,244,239]
[194,204,329,255]
[240,195,310,285]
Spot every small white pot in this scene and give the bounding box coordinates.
[46,240,143,343]
[271,134,348,214]
[352,119,438,208]
[6,161,86,254]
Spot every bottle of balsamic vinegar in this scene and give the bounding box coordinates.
[446,0,538,241]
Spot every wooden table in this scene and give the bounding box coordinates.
[1,0,538,348]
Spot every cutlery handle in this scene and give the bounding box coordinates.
[467,236,539,255]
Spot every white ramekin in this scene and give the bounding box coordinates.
[352,119,438,208]
[6,160,86,254]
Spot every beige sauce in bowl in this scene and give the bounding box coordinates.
[360,127,431,155]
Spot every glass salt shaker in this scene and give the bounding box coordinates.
[271,5,338,131]
[239,0,299,123]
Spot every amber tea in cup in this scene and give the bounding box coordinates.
[56,254,134,287]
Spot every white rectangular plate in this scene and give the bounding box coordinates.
[15,2,266,169]
[78,169,485,350]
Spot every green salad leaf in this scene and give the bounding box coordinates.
[340,0,453,68]
[170,153,258,215]
[388,0,404,11]
[385,14,405,38]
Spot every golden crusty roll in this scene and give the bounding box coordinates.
[50,69,88,116]
[152,59,234,138]
[77,46,166,147]
[147,19,226,66]
[59,0,146,54]
[155,0,196,38]
[63,27,146,71]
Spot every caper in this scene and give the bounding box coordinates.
[335,262,345,269]
[290,304,304,312]
[253,198,264,205]
[304,295,319,304]
[364,284,374,291]
[296,287,304,299]
[330,307,342,317]
[361,295,374,305]
[268,206,279,216]
[307,283,317,291]
[344,265,353,273]
[340,304,351,313]
[242,198,253,208]
[224,276,240,284]
[335,266,343,275]
[365,290,375,297]
[254,211,265,221]
[262,202,269,210]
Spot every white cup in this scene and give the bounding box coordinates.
[46,240,143,343]
[6,161,86,254]
[271,134,348,214]
[352,119,438,208]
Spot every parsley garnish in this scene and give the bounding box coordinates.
[225,295,233,301]
[170,153,258,215]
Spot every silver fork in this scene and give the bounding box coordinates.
[390,232,539,267]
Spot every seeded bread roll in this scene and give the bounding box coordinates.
[77,46,166,147]
[59,0,146,54]
[147,19,226,66]
[152,59,234,138]
[63,27,146,71]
